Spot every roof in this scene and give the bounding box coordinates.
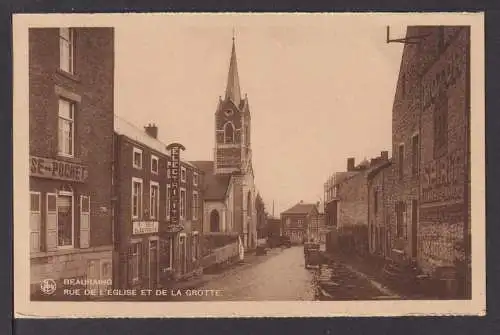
[114,115,197,169]
[225,38,242,106]
[281,202,318,215]
[190,160,232,201]
[367,159,393,180]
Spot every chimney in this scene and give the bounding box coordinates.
[144,123,158,139]
[347,157,355,171]
[381,151,389,161]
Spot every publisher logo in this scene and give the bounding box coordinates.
[40,279,57,295]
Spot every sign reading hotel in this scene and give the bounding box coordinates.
[132,221,159,235]
[166,143,186,227]
[30,155,88,183]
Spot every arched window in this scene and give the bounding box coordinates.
[210,209,220,232]
[224,122,235,144]
[246,191,252,218]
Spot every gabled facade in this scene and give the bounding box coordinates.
[281,202,320,244]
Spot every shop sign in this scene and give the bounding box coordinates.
[166,143,185,227]
[30,155,88,183]
[132,221,159,235]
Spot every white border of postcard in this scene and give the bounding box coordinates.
[13,12,485,318]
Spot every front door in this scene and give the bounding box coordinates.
[148,239,159,288]
[179,235,186,274]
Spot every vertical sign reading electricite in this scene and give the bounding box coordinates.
[166,143,186,228]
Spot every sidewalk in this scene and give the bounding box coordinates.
[322,251,425,299]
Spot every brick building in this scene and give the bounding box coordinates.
[29,27,115,298]
[281,201,319,245]
[387,26,470,297]
[113,117,203,289]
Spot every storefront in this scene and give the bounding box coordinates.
[29,155,113,298]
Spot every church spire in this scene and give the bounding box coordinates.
[225,33,241,106]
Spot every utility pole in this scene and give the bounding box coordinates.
[272,200,275,218]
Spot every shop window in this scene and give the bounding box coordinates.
[133,148,143,169]
[29,192,41,252]
[58,99,75,157]
[59,28,74,74]
[180,188,186,219]
[132,178,143,219]
[192,191,199,221]
[151,155,159,174]
[46,192,73,249]
[150,181,159,220]
[128,242,141,285]
[193,172,198,186]
[166,184,171,220]
[80,195,90,248]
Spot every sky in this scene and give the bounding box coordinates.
[114,15,405,216]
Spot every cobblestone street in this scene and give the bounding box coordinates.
[170,246,396,301]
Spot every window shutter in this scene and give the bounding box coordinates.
[30,193,41,252]
[80,196,90,249]
[46,193,58,251]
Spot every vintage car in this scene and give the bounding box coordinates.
[304,242,321,269]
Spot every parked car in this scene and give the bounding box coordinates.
[280,235,292,248]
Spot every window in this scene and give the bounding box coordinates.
[59,28,74,74]
[398,144,404,179]
[128,242,141,284]
[224,122,235,143]
[411,134,419,176]
[133,148,143,169]
[30,192,41,252]
[193,172,198,186]
[374,190,378,213]
[151,155,159,174]
[434,94,448,158]
[58,99,75,157]
[56,192,74,248]
[80,195,90,248]
[192,191,199,220]
[192,231,199,261]
[395,201,407,238]
[180,188,186,219]
[297,219,304,226]
[286,218,291,226]
[132,178,143,219]
[180,167,186,183]
[166,184,171,220]
[150,181,159,220]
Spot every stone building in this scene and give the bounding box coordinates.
[191,36,257,251]
[29,28,115,298]
[113,118,203,289]
[387,26,470,297]
[281,201,319,245]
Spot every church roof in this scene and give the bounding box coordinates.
[225,37,242,107]
[190,160,232,201]
[281,202,319,216]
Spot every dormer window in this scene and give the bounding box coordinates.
[224,122,235,143]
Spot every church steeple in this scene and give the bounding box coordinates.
[225,34,241,106]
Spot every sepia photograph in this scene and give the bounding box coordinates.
[13,12,485,317]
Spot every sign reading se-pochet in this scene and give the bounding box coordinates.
[133,221,159,235]
[30,156,88,183]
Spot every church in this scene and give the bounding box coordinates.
[191,36,258,250]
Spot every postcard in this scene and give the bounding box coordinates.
[13,12,485,318]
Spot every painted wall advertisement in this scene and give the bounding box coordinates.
[165,143,185,231]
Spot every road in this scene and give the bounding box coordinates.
[170,245,394,301]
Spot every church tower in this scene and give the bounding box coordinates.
[214,36,252,175]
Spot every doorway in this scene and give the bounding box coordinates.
[148,238,159,288]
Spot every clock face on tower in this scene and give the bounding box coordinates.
[224,110,234,117]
